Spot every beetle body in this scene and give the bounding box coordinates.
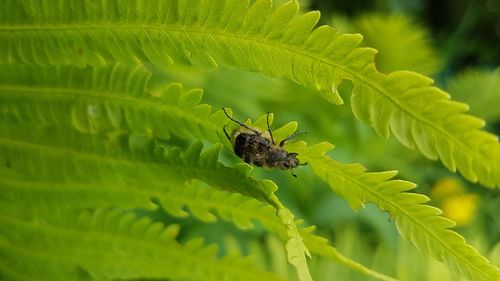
[222,108,304,176]
[233,132,300,170]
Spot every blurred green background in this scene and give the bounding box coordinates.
[148,0,500,280]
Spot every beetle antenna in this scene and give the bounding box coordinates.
[222,108,261,135]
[223,126,231,141]
[280,130,307,147]
[266,112,275,145]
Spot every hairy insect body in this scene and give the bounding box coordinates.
[222,108,304,176]
[234,133,299,170]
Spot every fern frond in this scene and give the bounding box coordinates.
[0,207,283,281]
[0,64,226,143]
[0,174,263,228]
[0,122,276,205]
[447,67,500,122]
[350,71,499,189]
[0,166,398,281]
[288,141,500,281]
[1,1,498,187]
[0,122,315,281]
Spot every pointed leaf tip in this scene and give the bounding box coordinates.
[235,162,254,176]
[180,88,204,106]
[184,141,204,160]
[200,143,223,167]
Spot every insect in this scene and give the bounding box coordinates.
[222,108,306,177]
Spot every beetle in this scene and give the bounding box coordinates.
[222,108,305,177]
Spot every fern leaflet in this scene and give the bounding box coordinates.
[0,206,282,281]
[287,140,500,281]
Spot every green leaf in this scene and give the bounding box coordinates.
[0,165,397,281]
[0,207,283,281]
[352,70,499,188]
[0,120,316,281]
[1,1,499,187]
[290,141,500,281]
[0,64,225,143]
[0,122,276,205]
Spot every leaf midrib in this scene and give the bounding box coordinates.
[1,177,277,230]
[0,22,481,165]
[0,213,273,281]
[0,135,271,202]
[0,84,220,140]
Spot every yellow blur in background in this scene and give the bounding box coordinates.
[431,178,479,226]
